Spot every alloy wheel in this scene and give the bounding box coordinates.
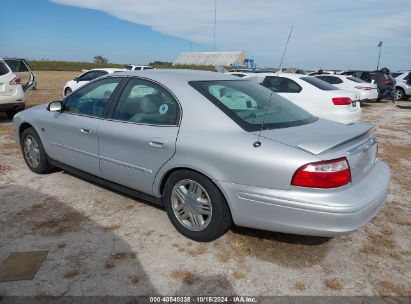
[171,179,212,231]
[23,135,40,168]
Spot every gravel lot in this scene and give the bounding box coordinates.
[0,71,410,296]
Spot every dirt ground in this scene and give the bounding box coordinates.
[0,71,410,296]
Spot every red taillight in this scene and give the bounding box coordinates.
[291,158,351,188]
[9,76,21,85]
[355,86,373,90]
[379,79,392,85]
[332,97,352,105]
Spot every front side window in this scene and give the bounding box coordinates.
[112,78,179,125]
[190,80,316,131]
[300,77,338,91]
[261,76,302,93]
[64,78,121,117]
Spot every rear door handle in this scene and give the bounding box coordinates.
[149,138,167,148]
[80,128,92,134]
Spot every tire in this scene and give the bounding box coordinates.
[394,88,405,101]
[20,127,52,174]
[64,87,72,96]
[6,110,16,120]
[163,170,232,242]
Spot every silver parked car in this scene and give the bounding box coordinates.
[13,70,390,242]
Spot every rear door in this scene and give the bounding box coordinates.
[43,77,122,176]
[98,77,180,194]
[4,59,36,92]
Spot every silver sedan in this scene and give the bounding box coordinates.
[13,70,391,241]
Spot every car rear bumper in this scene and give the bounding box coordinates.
[328,108,362,124]
[216,160,390,237]
[0,101,25,111]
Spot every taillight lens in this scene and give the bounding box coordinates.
[9,76,21,85]
[291,158,351,188]
[379,79,392,85]
[332,97,352,105]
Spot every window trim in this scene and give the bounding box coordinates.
[105,76,182,127]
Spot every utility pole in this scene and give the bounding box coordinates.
[377,41,383,70]
[213,0,217,51]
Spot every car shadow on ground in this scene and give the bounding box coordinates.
[0,185,234,296]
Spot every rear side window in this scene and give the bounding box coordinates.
[300,77,338,91]
[261,76,302,93]
[347,76,367,83]
[112,78,179,125]
[0,62,9,75]
[4,60,29,72]
[325,76,342,84]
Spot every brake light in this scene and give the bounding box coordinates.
[9,76,21,85]
[332,97,352,105]
[291,158,351,188]
[355,86,373,90]
[379,79,392,85]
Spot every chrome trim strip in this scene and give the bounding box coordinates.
[50,141,98,159]
[347,135,377,156]
[100,155,153,174]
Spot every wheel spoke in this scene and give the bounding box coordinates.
[189,213,201,230]
[174,186,188,203]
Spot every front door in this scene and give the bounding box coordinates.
[43,77,122,176]
[98,77,180,194]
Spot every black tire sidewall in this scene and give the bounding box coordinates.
[163,170,231,242]
[395,88,404,100]
[21,128,50,174]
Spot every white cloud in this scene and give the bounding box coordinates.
[50,0,411,69]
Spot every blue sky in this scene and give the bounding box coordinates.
[1,0,410,70]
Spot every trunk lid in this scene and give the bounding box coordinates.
[254,119,372,155]
[253,119,377,183]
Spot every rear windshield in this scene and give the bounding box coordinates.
[347,76,367,83]
[300,77,338,91]
[391,72,402,78]
[0,62,9,75]
[190,80,317,132]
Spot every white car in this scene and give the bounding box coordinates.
[246,73,361,124]
[63,68,124,96]
[225,71,257,78]
[0,58,35,119]
[314,74,379,103]
[124,64,154,71]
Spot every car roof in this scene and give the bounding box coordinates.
[113,69,240,82]
[253,72,307,80]
[90,68,124,73]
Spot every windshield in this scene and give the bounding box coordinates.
[300,77,338,90]
[190,80,317,131]
[124,65,132,70]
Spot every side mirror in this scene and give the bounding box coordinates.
[47,101,63,112]
[74,77,80,82]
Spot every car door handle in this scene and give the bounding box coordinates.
[80,128,92,134]
[149,138,167,148]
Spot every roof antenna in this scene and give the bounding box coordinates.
[254,25,294,148]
